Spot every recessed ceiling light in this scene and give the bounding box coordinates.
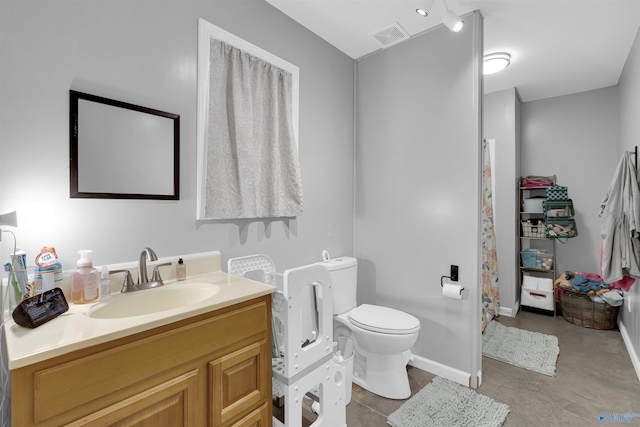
[483,52,511,75]
[416,8,429,17]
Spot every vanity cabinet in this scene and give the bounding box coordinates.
[11,296,272,427]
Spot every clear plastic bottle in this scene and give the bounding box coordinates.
[71,250,99,304]
[99,265,111,300]
[176,258,186,281]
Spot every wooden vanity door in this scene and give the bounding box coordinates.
[65,370,199,427]
[227,404,270,427]
[209,341,270,427]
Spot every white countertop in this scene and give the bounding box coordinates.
[4,271,276,370]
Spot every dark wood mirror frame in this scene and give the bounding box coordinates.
[70,90,180,200]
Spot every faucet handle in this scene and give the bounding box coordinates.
[151,262,172,283]
[110,269,135,293]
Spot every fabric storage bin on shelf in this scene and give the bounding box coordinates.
[522,288,554,310]
[523,197,545,213]
[522,274,553,291]
[543,199,574,218]
[521,274,554,310]
[559,289,620,330]
[521,220,546,238]
[545,218,578,238]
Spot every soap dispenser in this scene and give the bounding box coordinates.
[71,250,99,304]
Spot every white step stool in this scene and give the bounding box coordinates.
[228,255,346,427]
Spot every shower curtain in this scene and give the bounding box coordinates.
[482,140,500,332]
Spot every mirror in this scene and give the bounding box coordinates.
[70,90,180,200]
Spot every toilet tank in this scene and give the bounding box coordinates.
[321,257,358,315]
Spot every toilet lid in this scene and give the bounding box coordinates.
[348,304,420,335]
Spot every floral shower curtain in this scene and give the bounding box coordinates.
[482,140,500,332]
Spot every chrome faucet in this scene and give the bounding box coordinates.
[139,247,158,284]
[110,249,165,294]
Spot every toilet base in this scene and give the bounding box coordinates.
[352,350,411,399]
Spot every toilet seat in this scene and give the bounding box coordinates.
[348,304,420,335]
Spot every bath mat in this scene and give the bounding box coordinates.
[387,376,509,427]
[482,320,559,376]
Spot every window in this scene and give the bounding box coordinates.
[196,19,302,219]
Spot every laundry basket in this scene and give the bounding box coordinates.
[559,288,620,330]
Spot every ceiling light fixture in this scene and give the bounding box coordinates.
[483,52,511,75]
[443,10,464,33]
[442,0,464,33]
[415,0,434,17]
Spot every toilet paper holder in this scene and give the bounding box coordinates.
[440,265,464,291]
[440,275,464,291]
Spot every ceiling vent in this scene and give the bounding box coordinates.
[369,22,410,49]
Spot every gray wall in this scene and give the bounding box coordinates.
[617,26,640,379]
[483,88,522,315]
[0,0,354,272]
[355,13,483,383]
[521,87,619,274]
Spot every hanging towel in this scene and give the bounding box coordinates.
[600,152,640,284]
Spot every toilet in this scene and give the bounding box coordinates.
[320,256,420,400]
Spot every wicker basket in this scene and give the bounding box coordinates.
[559,288,620,330]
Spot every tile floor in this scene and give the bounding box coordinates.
[338,310,640,426]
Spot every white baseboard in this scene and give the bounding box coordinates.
[499,306,513,317]
[498,300,522,317]
[618,318,640,382]
[409,354,470,387]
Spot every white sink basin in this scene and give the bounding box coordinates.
[87,282,221,319]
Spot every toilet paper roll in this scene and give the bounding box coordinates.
[443,283,463,299]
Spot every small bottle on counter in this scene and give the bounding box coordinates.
[176,258,186,281]
[35,247,63,294]
[71,250,99,304]
[99,265,111,300]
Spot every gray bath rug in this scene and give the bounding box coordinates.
[387,376,510,427]
[482,320,559,376]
